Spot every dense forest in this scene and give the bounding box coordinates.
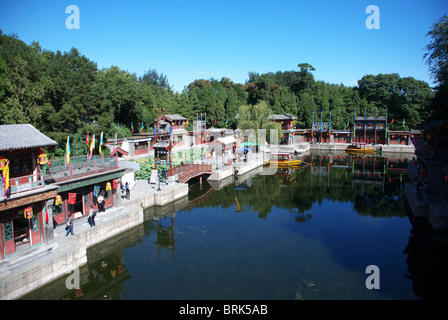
[0,15,446,156]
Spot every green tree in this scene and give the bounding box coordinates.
[357,73,433,129]
[424,15,448,119]
[237,101,282,143]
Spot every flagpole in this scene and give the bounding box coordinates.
[311,110,314,143]
[364,108,366,144]
[374,107,377,144]
[385,108,388,146]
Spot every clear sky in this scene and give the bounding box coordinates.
[0,0,446,92]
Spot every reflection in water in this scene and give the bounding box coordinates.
[22,152,448,300]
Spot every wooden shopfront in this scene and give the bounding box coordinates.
[0,188,57,259]
[52,171,122,225]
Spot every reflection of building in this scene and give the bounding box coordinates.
[156,217,175,262]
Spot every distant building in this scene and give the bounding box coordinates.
[154,114,188,147]
[268,114,297,145]
[353,116,387,144]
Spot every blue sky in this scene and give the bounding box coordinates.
[0,0,446,92]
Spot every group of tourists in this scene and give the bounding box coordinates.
[65,181,132,237]
[65,189,109,236]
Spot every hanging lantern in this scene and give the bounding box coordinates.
[24,206,33,219]
[37,152,48,165]
[0,157,7,169]
[106,182,112,191]
[55,195,62,206]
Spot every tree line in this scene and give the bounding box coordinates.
[0,16,446,156]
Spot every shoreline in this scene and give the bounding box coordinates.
[0,155,265,300]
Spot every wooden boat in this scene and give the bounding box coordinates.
[264,153,301,166]
[294,148,308,155]
[345,143,375,154]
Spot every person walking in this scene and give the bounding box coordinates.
[88,205,96,227]
[125,182,130,200]
[65,214,74,236]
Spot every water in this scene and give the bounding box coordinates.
[22,153,448,300]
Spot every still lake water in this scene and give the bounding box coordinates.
[23,152,448,300]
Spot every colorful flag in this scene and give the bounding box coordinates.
[85,132,89,154]
[391,118,395,123]
[112,132,117,154]
[131,122,134,133]
[99,132,103,155]
[402,119,405,127]
[118,123,121,133]
[141,122,144,132]
[2,160,9,197]
[66,136,70,165]
[89,134,95,160]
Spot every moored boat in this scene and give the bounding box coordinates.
[264,153,301,166]
[345,143,375,154]
[294,148,308,155]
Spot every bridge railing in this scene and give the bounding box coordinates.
[174,163,212,183]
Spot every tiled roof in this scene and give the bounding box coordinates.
[155,114,187,122]
[0,124,58,152]
[268,114,297,121]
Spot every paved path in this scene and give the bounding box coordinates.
[0,179,183,287]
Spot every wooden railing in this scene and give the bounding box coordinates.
[46,155,119,182]
[1,173,45,196]
[0,155,119,198]
[172,163,212,183]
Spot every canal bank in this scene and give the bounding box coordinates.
[0,181,188,300]
[1,153,265,300]
[308,142,415,154]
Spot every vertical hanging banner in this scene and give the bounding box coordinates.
[66,136,70,165]
[68,193,76,204]
[93,186,100,197]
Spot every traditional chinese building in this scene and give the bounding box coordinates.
[47,154,125,226]
[353,116,387,144]
[406,120,448,231]
[154,114,188,147]
[0,124,126,259]
[310,111,331,144]
[0,124,59,258]
[268,114,297,144]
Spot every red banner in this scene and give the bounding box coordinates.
[68,193,76,204]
